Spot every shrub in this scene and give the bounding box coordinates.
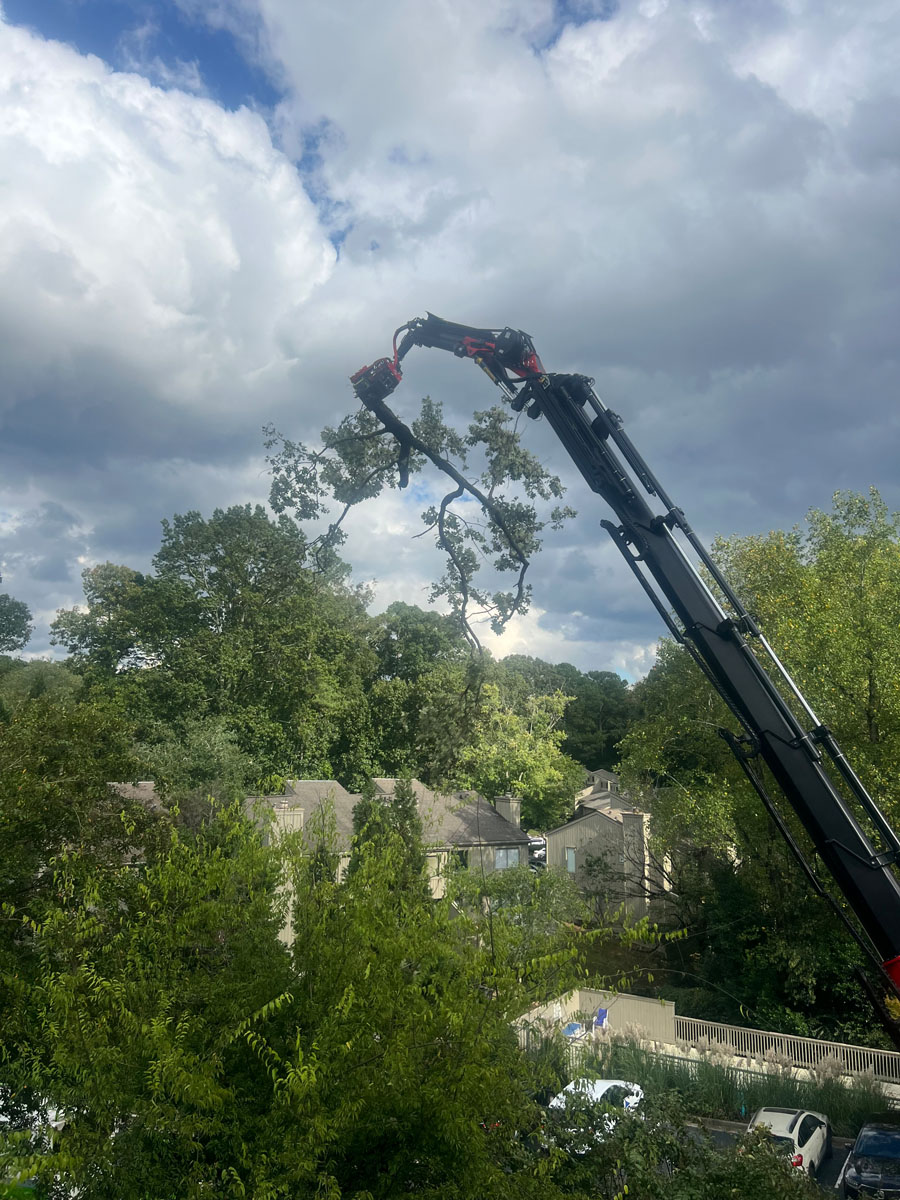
[581,1038,886,1136]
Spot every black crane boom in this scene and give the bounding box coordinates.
[350,313,900,1020]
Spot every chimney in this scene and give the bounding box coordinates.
[494,794,521,828]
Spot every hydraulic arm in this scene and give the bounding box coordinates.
[351,314,900,1018]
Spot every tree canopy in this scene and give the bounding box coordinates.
[51,506,380,786]
[496,655,636,771]
[618,489,900,1041]
[1,763,815,1200]
[265,397,575,650]
[455,684,585,830]
[0,577,32,654]
[1,480,883,1192]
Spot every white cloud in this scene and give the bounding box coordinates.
[0,18,334,422]
[0,15,339,649]
[3,1,900,678]
[478,602,659,681]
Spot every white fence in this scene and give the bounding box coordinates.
[517,989,900,1085]
[675,1014,900,1084]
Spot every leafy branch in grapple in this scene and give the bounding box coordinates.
[264,394,575,650]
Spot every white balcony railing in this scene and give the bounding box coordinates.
[674,1015,900,1083]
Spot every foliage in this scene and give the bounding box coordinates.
[50,506,379,784]
[450,865,590,991]
[496,656,636,770]
[0,690,165,1173]
[265,397,575,648]
[710,487,900,812]
[0,693,154,986]
[373,601,469,682]
[1,799,589,1198]
[1,803,292,1200]
[585,1036,886,1138]
[0,581,32,654]
[0,658,80,718]
[454,683,585,830]
[367,610,478,780]
[544,1088,819,1199]
[0,713,837,1198]
[137,714,265,830]
[618,490,900,1042]
[390,774,428,880]
[348,775,428,895]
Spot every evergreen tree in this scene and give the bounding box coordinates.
[389,773,428,891]
[348,775,427,892]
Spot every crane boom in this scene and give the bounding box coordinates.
[350,313,900,1027]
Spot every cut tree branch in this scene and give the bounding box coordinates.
[358,394,531,633]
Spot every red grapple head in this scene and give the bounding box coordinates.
[350,357,402,405]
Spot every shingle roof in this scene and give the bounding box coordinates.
[263,778,529,852]
[112,778,529,855]
[423,790,530,849]
[545,789,646,836]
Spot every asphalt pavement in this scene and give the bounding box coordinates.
[696,1118,851,1193]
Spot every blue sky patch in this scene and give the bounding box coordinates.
[533,0,619,52]
[2,0,282,111]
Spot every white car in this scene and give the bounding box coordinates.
[746,1106,832,1177]
[546,1078,644,1153]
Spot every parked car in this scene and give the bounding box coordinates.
[746,1106,832,1177]
[841,1113,900,1197]
[545,1078,644,1154]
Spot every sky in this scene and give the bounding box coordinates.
[1,0,898,678]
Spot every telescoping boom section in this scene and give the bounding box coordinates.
[351,313,900,1028]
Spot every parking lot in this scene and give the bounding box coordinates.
[704,1121,850,1192]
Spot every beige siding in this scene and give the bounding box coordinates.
[546,811,622,874]
[547,809,662,919]
[516,987,676,1045]
[579,989,676,1042]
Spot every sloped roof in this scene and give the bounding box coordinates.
[424,790,530,848]
[113,778,529,855]
[578,791,641,819]
[265,780,359,844]
[578,768,620,795]
[285,779,356,804]
[267,778,529,852]
[546,791,646,836]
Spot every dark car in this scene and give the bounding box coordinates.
[842,1114,900,1197]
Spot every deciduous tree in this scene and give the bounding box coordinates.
[51,507,379,784]
[496,655,636,770]
[265,397,574,650]
[455,684,584,830]
[618,489,900,1040]
[0,578,32,654]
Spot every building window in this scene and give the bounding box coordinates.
[452,849,469,869]
[566,847,576,874]
[495,847,521,870]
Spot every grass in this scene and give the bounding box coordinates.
[578,1037,887,1137]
